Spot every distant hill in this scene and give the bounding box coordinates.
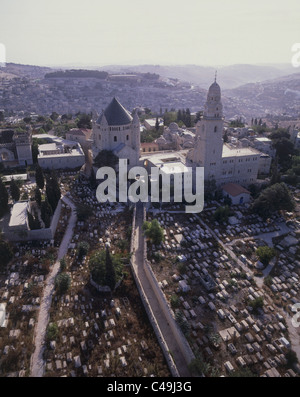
[97,63,300,90]
[0,62,54,79]
[223,72,300,117]
[44,69,109,79]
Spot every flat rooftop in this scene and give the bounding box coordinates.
[142,151,189,175]
[254,137,272,142]
[9,202,28,228]
[222,144,260,158]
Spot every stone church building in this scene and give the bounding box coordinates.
[91,97,140,168]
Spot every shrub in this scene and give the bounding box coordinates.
[256,246,276,266]
[170,294,180,309]
[77,241,89,259]
[46,323,59,341]
[55,273,71,294]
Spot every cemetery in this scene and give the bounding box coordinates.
[0,240,60,376]
[145,206,300,377]
[41,192,170,377]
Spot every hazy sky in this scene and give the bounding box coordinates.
[1,0,300,67]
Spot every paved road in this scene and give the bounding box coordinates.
[30,196,77,377]
[132,203,191,377]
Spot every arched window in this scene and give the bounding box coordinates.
[114,136,117,142]
[126,135,129,141]
[214,126,217,133]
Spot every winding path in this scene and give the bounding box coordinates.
[30,196,77,377]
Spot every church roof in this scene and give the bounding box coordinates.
[97,97,133,126]
[222,183,250,197]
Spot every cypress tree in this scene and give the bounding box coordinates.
[34,186,42,207]
[46,171,61,212]
[41,197,53,228]
[10,178,20,202]
[35,165,45,189]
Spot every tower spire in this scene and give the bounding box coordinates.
[215,70,217,83]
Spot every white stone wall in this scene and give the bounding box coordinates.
[38,154,85,170]
[220,154,260,185]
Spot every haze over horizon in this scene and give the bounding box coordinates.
[1,0,300,68]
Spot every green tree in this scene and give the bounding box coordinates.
[41,197,53,228]
[0,178,9,217]
[229,368,257,377]
[34,187,42,207]
[270,158,280,185]
[170,294,180,309]
[0,239,13,271]
[251,183,294,219]
[89,166,97,189]
[89,250,106,284]
[223,131,229,143]
[35,165,45,189]
[249,296,264,313]
[77,113,92,129]
[50,111,59,121]
[32,140,39,164]
[28,210,41,230]
[55,273,71,294]
[142,219,164,245]
[185,108,192,127]
[10,178,20,202]
[46,323,59,341]
[256,246,276,266]
[60,256,67,272]
[46,171,61,212]
[76,203,93,221]
[77,241,90,259]
[273,138,295,167]
[204,178,217,201]
[93,150,118,170]
[175,310,191,335]
[89,249,123,287]
[105,247,116,290]
[213,205,233,223]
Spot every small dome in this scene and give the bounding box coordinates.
[156,136,167,144]
[169,122,179,132]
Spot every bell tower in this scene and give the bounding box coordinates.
[192,76,224,180]
[13,129,33,166]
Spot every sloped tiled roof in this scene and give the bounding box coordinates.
[97,97,133,126]
[222,183,250,197]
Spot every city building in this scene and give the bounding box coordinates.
[91,97,140,168]
[36,134,85,170]
[187,79,264,186]
[0,129,33,167]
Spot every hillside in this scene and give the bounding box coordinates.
[224,73,300,118]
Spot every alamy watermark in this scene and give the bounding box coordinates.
[95,159,204,213]
[0,43,6,67]
[291,43,300,68]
